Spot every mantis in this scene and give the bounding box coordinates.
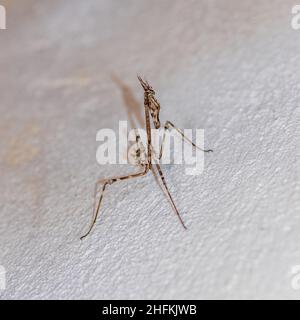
[80,76,212,239]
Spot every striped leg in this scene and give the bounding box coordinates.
[159,120,213,159]
[152,162,187,229]
[80,167,149,240]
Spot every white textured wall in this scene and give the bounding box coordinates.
[0,0,299,299]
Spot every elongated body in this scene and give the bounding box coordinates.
[80,76,212,239]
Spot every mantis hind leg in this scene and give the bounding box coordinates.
[80,167,149,240]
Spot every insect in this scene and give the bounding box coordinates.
[80,76,213,239]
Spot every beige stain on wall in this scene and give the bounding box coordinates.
[35,71,92,92]
[2,119,47,227]
[4,122,40,167]
[40,76,91,89]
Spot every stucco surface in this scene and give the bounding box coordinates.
[0,0,299,299]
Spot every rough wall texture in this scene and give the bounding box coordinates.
[0,0,299,299]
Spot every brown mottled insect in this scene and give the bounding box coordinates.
[80,76,212,239]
